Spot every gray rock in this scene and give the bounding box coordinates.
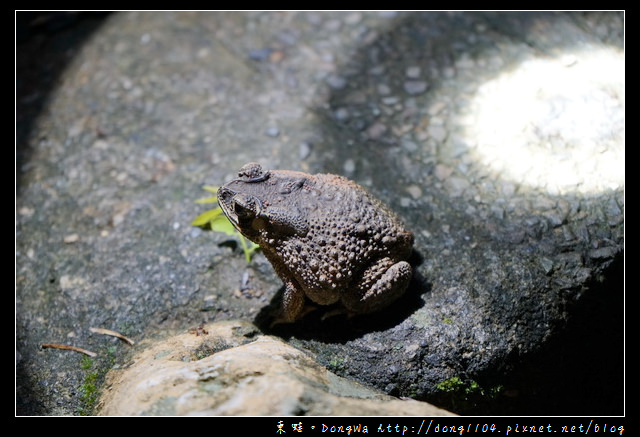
[16,11,623,416]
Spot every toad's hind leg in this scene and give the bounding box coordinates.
[342,258,412,315]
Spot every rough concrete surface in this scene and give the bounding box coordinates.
[16,12,623,416]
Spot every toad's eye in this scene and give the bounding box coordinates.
[234,202,252,218]
[218,192,231,204]
[233,194,261,219]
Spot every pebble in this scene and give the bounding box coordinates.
[343,158,356,174]
[405,66,421,78]
[401,139,418,152]
[63,234,80,244]
[540,257,554,274]
[368,65,385,75]
[428,101,448,116]
[405,184,422,199]
[365,121,387,139]
[345,12,362,25]
[377,83,391,95]
[269,50,284,63]
[403,80,428,95]
[446,177,471,197]
[299,141,312,160]
[19,206,35,216]
[326,74,347,89]
[248,48,273,61]
[434,164,453,181]
[265,126,280,137]
[334,107,350,121]
[428,125,447,143]
[381,96,399,106]
[324,19,342,32]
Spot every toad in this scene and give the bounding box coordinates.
[218,162,414,322]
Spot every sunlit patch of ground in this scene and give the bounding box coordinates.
[461,48,624,195]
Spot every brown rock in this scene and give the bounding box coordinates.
[98,321,454,416]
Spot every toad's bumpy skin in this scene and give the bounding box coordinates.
[218,162,414,322]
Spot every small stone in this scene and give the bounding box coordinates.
[345,12,362,25]
[443,67,456,78]
[265,126,280,137]
[63,234,80,244]
[401,139,418,152]
[588,246,619,260]
[326,74,347,90]
[405,184,422,199]
[248,48,273,61]
[377,84,391,95]
[428,125,447,143]
[365,121,387,139]
[277,30,298,46]
[434,164,453,181]
[446,177,471,197]
[343,159,356,174]
[403,80,428,95]
[268,50,284,63]
[324,19,342,32]
[334,107,350,121]
[456,53,475,69]
[405,66,421,78]
[428,101,447,116]
[368,65,385,75]
[299,142,312,160]
[19,206,35,216]
[491,205,505,220]
[381,96,399,106]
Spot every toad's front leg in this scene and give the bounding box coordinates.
[280,280,307,322]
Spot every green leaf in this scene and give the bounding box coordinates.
[191,208,222,226]
[195,195,218,204]
[192,186,261,263]
[209,213,238,236]
[202,185,219,194]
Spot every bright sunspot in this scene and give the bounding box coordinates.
[461,47,624,195]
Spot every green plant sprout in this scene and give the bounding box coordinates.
[435,376,465,392]
[192,185,260,263]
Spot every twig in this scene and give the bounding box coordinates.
[89,327,135,345]
[41,343,97,357]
